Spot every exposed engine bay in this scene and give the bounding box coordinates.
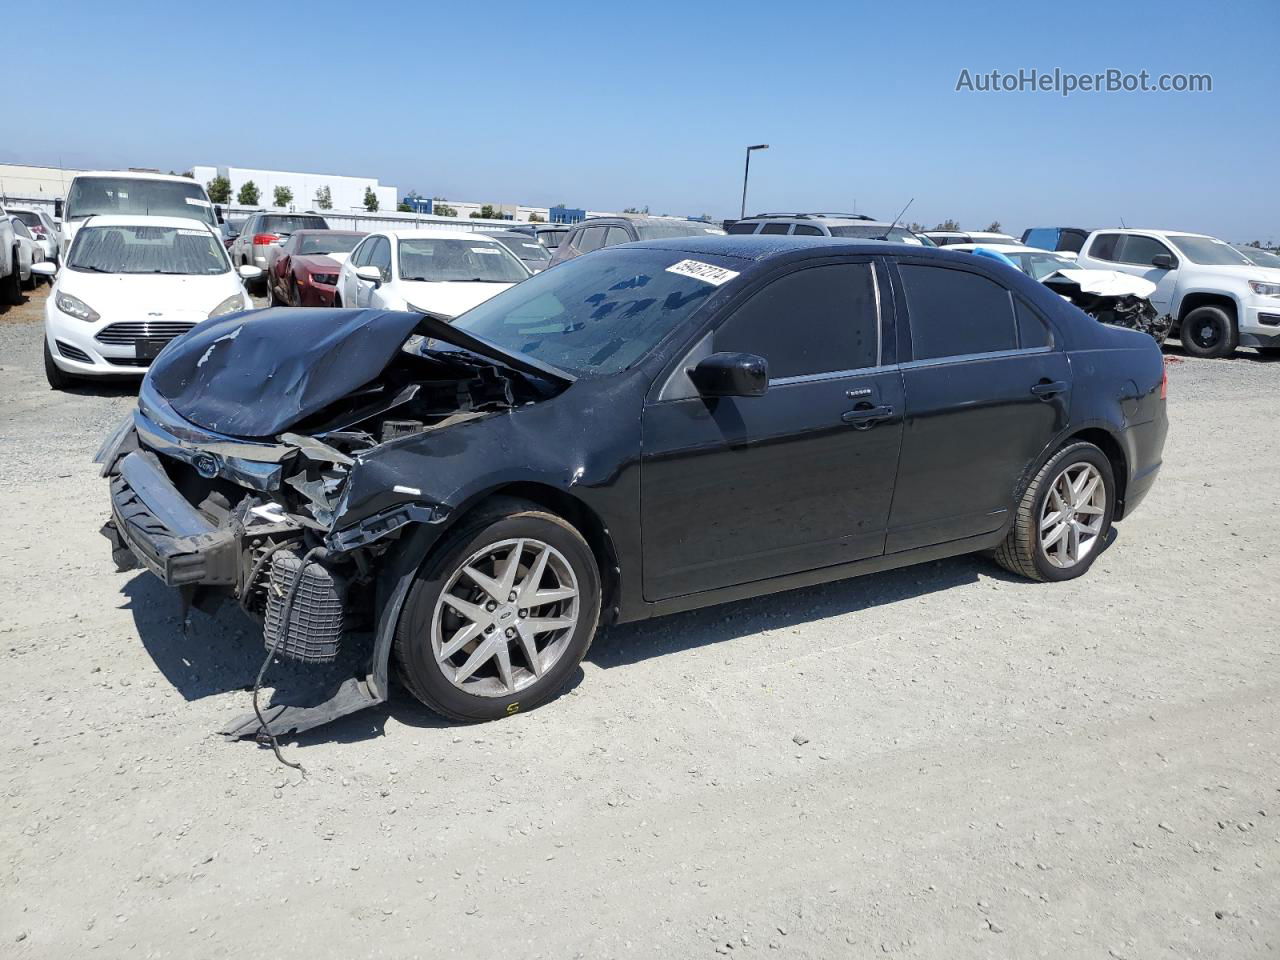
[1043,269,1173,344]
[97,307,574,742]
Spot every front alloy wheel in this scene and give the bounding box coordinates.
[395,498,601,721]
[432,538,580,697]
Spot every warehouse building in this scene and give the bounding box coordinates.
[190,165,398,213]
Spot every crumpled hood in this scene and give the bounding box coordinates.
[146,306,574,439]
[147,308,427,438]
[1044,269,1157,299]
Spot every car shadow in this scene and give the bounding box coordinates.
[1162,342,1279,363]
[63,378,142,398]
[122,533,1116,748]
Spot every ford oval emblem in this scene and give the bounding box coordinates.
[192,452,221,479]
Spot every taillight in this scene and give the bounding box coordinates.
[253,233,278,245]
[1160,364,1168,400]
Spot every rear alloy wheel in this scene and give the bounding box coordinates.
[1179,305,1237,359]
[993,441,1115,582]
[395,499,601,721]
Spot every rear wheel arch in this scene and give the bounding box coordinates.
[1060,427,1129,519]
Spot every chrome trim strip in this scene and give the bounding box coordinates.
[898,345,1054,370]
[870,260,883,367]
[770,364,899,387]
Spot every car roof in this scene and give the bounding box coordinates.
[75,214,216,230]
[291,228,363,236]
[626,234,951,263]
[742,216,900,229]
[73,170,203,184]
[946,243,1052,253]
[383,228,508,241]
[1092,227,1214,239]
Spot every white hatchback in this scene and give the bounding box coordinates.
[38,215,261,389]
[336,228,530,319]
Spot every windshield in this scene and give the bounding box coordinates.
[68,224,229,275]
[633,220,726,240]
[494,236,552,262]
[538,229,568,249]
[1233,245,1280,268]
[1167,234,1253,266]
[65,177,216,227]
[1003,251,1078,280]
[299,233,362,255]
[828,224,922,244]
[398,238,528,282]
[452,248,726,374]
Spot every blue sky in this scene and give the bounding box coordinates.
[8,0,1278,241]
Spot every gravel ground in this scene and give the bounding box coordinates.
[1,299,1277,959]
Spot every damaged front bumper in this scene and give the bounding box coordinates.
[96,389,445,740]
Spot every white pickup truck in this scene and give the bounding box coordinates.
[1074,228,1280,358]
[0,201,20,306]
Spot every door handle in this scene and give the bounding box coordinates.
[1031,380,1067,399]
[842,403,894,429]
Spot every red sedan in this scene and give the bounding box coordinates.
[267,230,366,307]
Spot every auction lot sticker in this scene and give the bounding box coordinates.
[666,259,740,286]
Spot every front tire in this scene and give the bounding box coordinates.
[1179,305,1237,359]
[394,498,601,721]
[993,441,1115,582]
[43,339,73,390]
[1,256,20,305]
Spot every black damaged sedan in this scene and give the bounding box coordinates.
[98,236,1167,733]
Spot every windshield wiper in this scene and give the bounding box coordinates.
[74,264,113,273]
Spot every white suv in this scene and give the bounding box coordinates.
[1075,229,1280,358]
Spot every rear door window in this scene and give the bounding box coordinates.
[793,224,824,236]
[575,227,607,253]
[1087,233,1121,261]
[726,222,759,235]
[899,264,1017,360]
[760,223,791,235]
[1015,298,1052,349]
[714,263,880,379]
[604,226,633,247]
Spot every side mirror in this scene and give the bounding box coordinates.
[355,265,383,287]
[689,352,768,398]
[53,199,63,219]
[31,261,57,277]
[1150,253,1176,269]
[238,264,263,279]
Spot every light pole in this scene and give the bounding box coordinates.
[740,144,769,220]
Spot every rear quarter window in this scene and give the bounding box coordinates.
[899,264,1018,360]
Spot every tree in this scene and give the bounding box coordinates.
[397,202,412,212]
[471,204,501,219]
[273,185,293,208]
[206,176,231,205]
[984,220,1002,232]
[314,186,333,210]
[237,180,260,206]
[906,221,925,233]
[433,202,458,217]
[528,212,545,223]
[932,218,960,231]
[363,187,379,212]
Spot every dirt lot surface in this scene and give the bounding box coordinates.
[1,299,1277,958]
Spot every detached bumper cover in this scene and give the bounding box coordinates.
[107,450,238,586]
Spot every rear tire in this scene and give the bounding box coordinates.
[1179,305,1237,359]
[993,441,1115,582]
[394,498,601,722]
[1,254,21,305]
[266,275,279,306]
[43,339,72,390]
